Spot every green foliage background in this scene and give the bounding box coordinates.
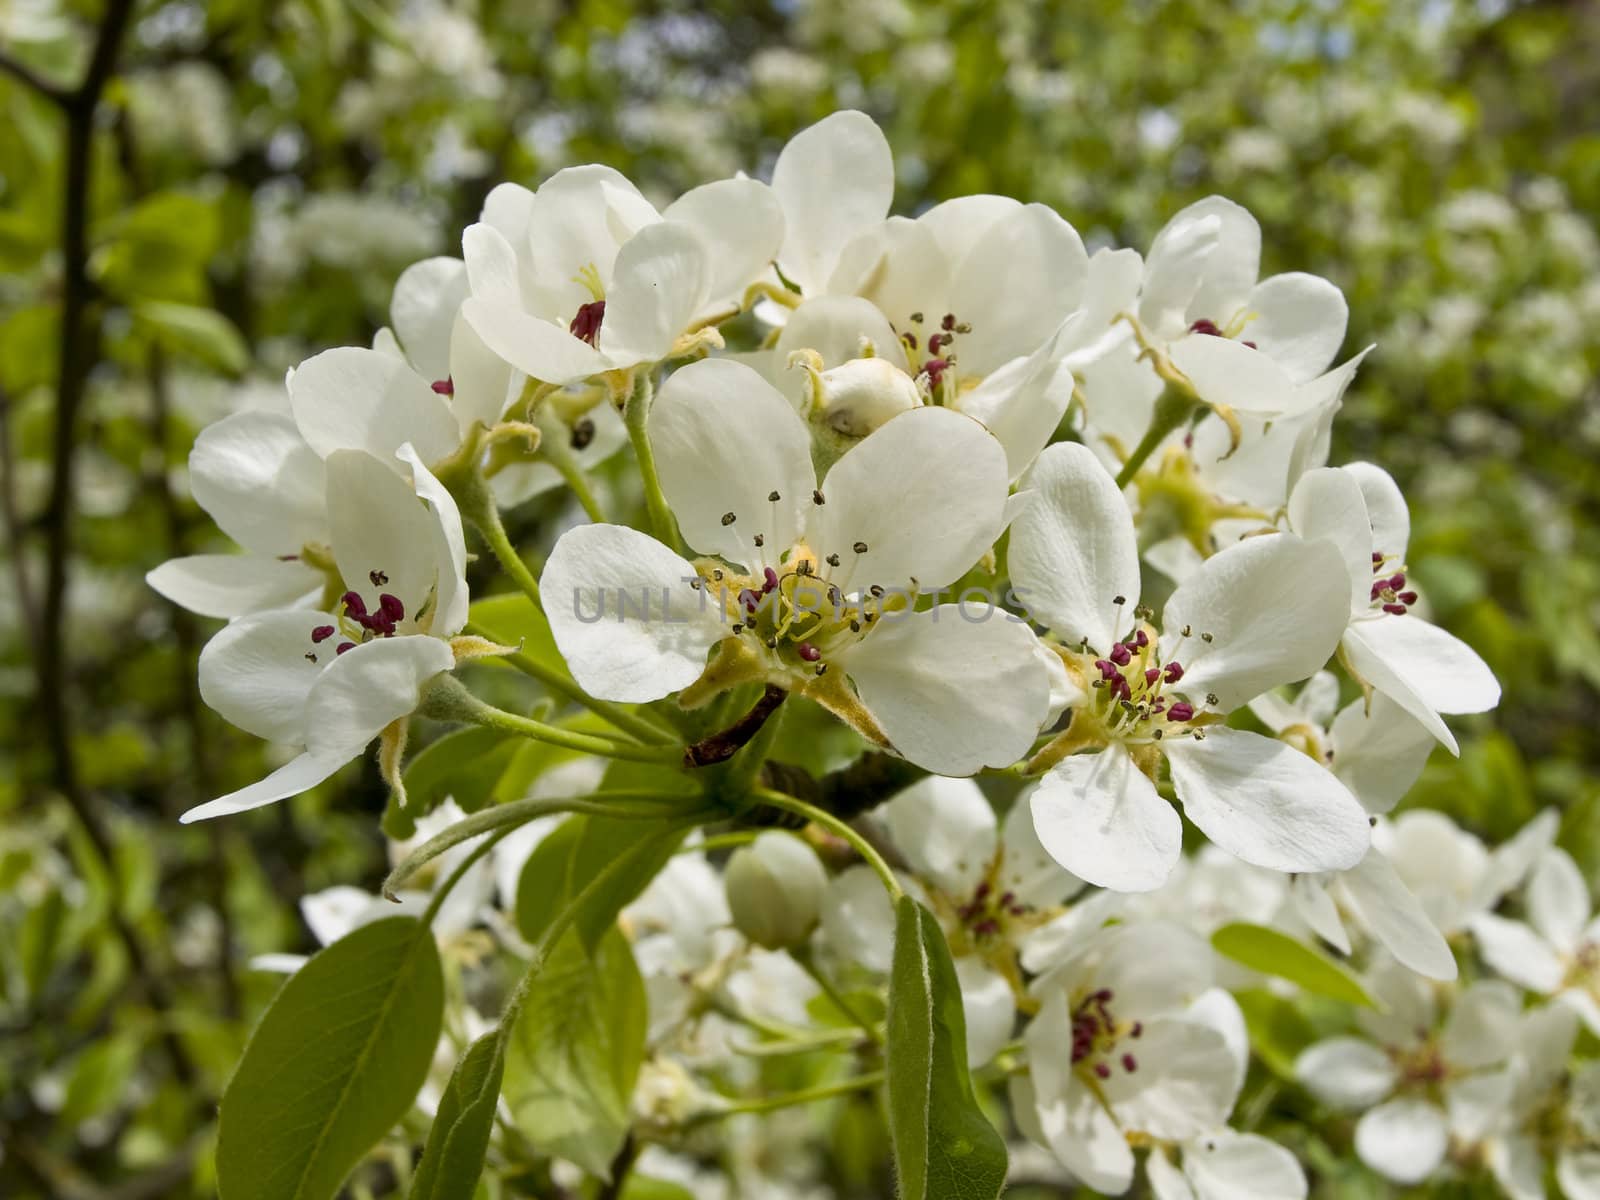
[1,0,1597,1196]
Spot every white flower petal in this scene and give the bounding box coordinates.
[391,256,468,382]
[841,606,1049,776]
[1166,727,1370,874]
[955,334,1076,481]
[599,221,712,365]
[819,863,895,972]
[461,221,527,307]
[815,406,1010,594]
[522,164,659,313]
[1100,1018,1237,1140]
[1169,336,1303,418]
[663,178,785,308]
[947,204,1088,375]
[1291,875,1352,954]
[395,445,470,637]
[1244,272,1347,382]
[1031,747,1181,892]
[1338,849,1458,981]
[1148,1146,1196,1200]
[1026,990,1136,1194]
[1470,914,1565,993]
[1343,461,1409,562]
[648,358,814,568]
[1140,207,1222,338]
[539,523,725,703]
[1440,980,1522,1069]
[770,110,894,295]
[1286,466,1372,615]
[1342,615,1500,752]
[302,634,455,760]
[198,609,338,743]
[190,410,327,555]
[1294,1037,1399,1109]
[1328,694,1436,814]
[880,776,997,898]
[1183,1131,1307,1200]
[774,295,909,374]
[289,347,459,465]
[1528,848,1591,952]
[1445,1069,1513,1143]
[956,958,1016,1069]
[998,790,1085,909]
[461,297,607,385]
[446,313,516,434]
[1489,1135,1547,1200]
[324,449,440,622]
[179,751,346,823]
[1180,196,1262,325]
[1009,441,1141,653]
[1162,533,1351,712]
[146,554,322,619]
[301,884,386,947]
[1354,1098,1448,1185]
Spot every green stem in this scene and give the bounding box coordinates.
[465,620,674,745]
[751,787,903,901]
[793,946,884,1046]
[475,501,543,604]
[423,675,682,765]
[676,831,758,855]
[622,372,677,548]
[1113,381,1199,489]
[419,826,512,926]
[691,1071,886,1124]
[541,433,608,524]
[384,790,691,896]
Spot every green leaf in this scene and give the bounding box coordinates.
[132,300,251,374]
[218,916,444,1200]
[97,192,221,304]
[886,895,1007,1200]
[1211,923,1376,1009]
[410,1032,505,1200]
[514,815,686,950]
[404,727,519,816]
[504,927,647,1179]
[61,1030,143,1125]
[1232,988,1317,1082]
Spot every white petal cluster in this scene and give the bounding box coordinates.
[148,109,1583,1199]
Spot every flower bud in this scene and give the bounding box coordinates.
[724,831,828,950]
[817,357,923,436]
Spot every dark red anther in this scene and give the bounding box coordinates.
[1146,668,1161,685]
[1111,675,1132,702]
[1131,1021,1143,1038]
[1188,318,1224,337]
[903,331,918,351]
[336,641,356,655]
[431,377,455,396]
[1167,701,1195,722]
[1095,659,1118,680]
[1388,573,1407,590]
[1109,642,1132,666]
[1122,1053,1138,1072]
[379,593,405,622]
[924,358,950,388]
[762,566,780,593]
[1372,551,1385,565]
[569,299,606,346]
[1382,603,1408,615]
[1399,591,1418,605]
[341,591,368,618]
[798,642,821,662]
[1241,340,1257,349]
[1134,630,1149,647]
[974,881,991,899]
[941,313,957,332]
[311,625,335,643]
[928,333,947,356]
[1094,1062,1111,1079]
[1164,662,1184,683]
[739,588,760,613]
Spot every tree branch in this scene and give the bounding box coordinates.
[0,50,70,106]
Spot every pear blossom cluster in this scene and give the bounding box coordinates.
[150,110,1594,1197]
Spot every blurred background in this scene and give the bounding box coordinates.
[1,0,1597,1195]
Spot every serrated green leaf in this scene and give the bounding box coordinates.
[886,895,1007,1200]
[404,726,519,815]
[218,916,443,1200]
[514,815,686,950]
[504,926,646,1178]
[410,1032,505,1200]
[1211,923,1376,1009]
